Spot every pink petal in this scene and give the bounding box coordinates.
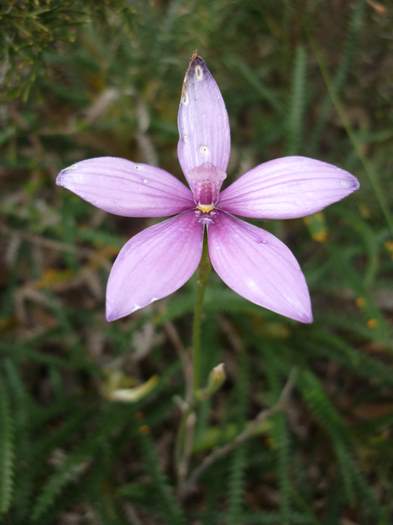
[106,212,203,321]
[177,55,231,184]
[208,213,312,323]
[56,157,193,217]
[219,156,359,219]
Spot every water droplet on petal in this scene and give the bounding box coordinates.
[131,304,141,313]
[247,278,258,291]
[143,178,148,184]
[199,145,209,155]
[181,92,189,105]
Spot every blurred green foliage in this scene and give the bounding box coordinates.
[1,0,393,523]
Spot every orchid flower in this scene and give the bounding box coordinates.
[56,55,359,323]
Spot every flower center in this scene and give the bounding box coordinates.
[196,180,215,206]
[197,203,215,213]
[195,207,217,225]
[188,162,226,213]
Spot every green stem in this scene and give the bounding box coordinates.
[175,236,211,488]
[191,236,211,395]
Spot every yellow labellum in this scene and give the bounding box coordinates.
[197,203,215,213]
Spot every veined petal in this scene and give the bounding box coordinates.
[56,157,193,217]
[106,211,203,321]
[208,213,312,323]
[177,54,231,183]
[219,156,359,219]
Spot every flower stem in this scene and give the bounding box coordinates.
[175,235,210,490]
[191,235,211,396]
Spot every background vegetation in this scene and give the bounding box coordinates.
[1,0,392,523]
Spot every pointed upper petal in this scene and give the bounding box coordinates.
[208,213,312,323]
[56,157,193,217]
[106,211,203,321]
[219,156,359,219]
[177,55,231,183]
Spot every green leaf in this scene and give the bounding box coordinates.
[0,380,15,515]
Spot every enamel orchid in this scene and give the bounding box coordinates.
[56,54,359,323]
